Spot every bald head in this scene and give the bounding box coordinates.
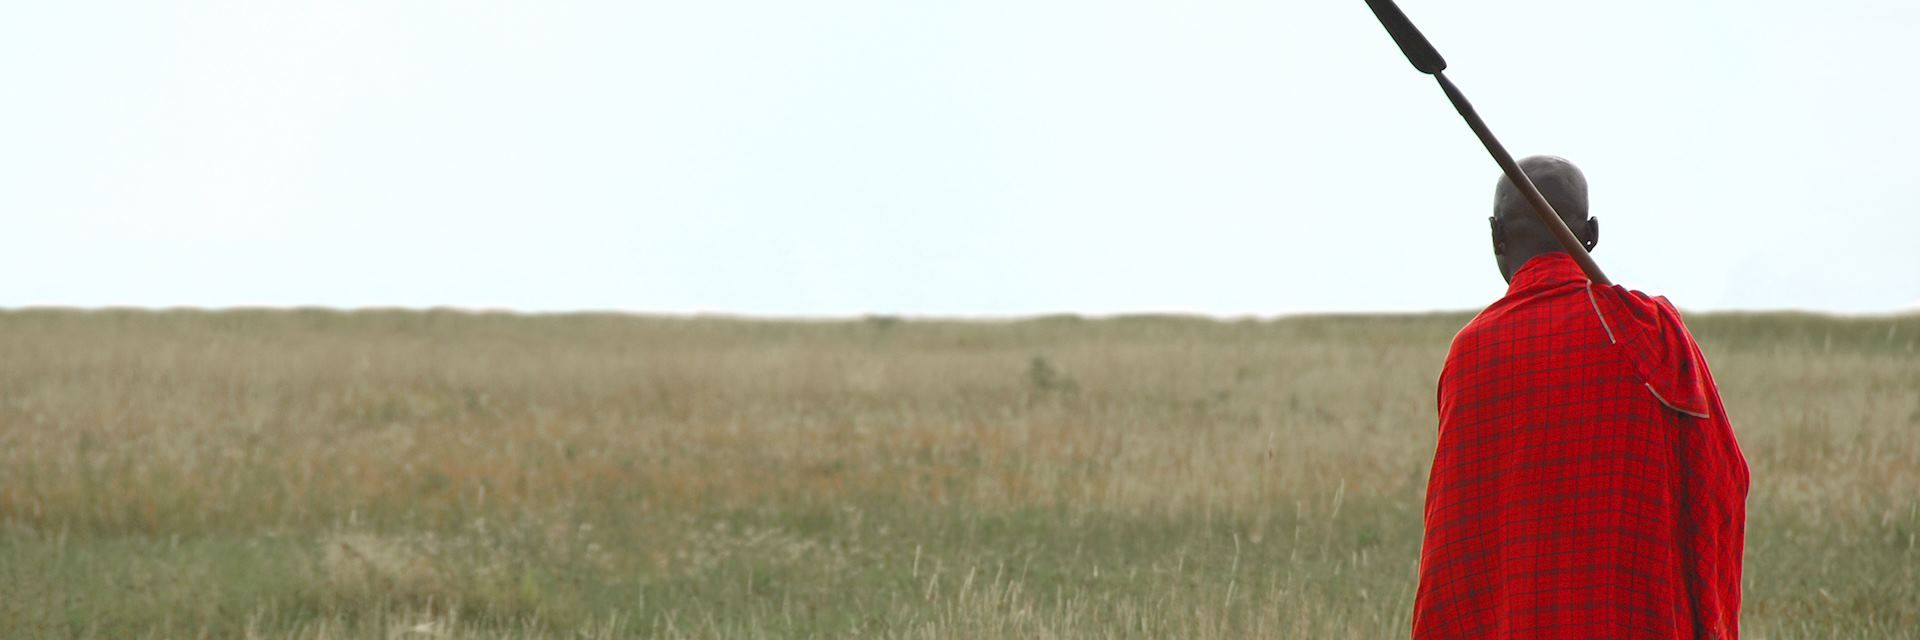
[1488,155,1598,282]
[1494,155,1587,228]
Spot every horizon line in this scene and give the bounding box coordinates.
[4,304,1915,321]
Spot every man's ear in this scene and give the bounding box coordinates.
[1489,216,1506,255]
[1581,216,1599,251]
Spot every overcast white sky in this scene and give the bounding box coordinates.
[4,1,1916,315]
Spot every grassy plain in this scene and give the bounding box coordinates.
[0,309,1915,638]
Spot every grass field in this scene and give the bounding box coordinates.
[1,309,1915,638]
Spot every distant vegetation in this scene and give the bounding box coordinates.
[1,309,1914,637]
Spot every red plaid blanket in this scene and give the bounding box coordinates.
[1413,253,1749,639]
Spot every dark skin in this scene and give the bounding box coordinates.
[1491,155,1599,282]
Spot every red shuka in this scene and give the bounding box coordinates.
[1413,253,1750,639]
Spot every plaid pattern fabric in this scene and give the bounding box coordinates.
[1413,253,1749,639]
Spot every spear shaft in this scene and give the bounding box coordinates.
[1364,0,1611,285]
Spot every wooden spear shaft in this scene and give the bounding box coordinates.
[1433,72,1609,284]
[1363,0,1611,285]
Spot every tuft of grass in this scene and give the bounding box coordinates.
[1026,355,1079,394]
[0,309,1914,637]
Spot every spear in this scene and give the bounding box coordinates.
[1362,0,1611,285]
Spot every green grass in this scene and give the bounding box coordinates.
[0,309,1914,638]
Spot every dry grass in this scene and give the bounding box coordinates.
[0,309,1915,638]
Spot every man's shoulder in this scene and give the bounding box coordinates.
[1583,284,1720,418]
[1587,285,1697,347]
[1448,282,1602,353]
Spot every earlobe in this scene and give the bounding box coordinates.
[1584,217,1599,251]
[1489,216,1506,255]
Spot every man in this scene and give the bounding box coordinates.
[1412,156,1749,639]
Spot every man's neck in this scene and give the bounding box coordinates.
[1503,249,1577,284]
[1497,249,1589,292]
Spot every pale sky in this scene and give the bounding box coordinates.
[4,1,1916,315]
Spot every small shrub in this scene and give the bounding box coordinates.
[1026,355,1079,394]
